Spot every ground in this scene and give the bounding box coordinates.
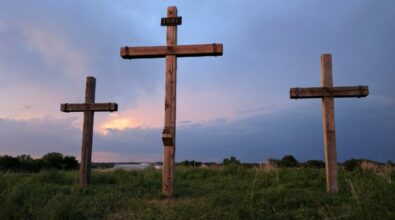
[0,166,394,219]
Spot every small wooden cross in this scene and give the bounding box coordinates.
[60,76,118,186]
[120,6,223,198]
[290,54,369,193]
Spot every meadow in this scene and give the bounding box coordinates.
[0,166,394,220]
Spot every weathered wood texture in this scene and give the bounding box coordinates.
[80,77,95,186]
[290,86,368,99]
[289,54,369,194]
[60,103,118,112]
[121,44,223,59]
[60,76,118,186]
[120,6,223,198]
[162,6,177,198]
[320,54,338,193]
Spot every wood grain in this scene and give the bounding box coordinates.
[290,86,368,99]
[80,76,96,186]
[289,54,369,193]
[60,76,118,186]
[162,6,177,198]
[121,44,223,59]
[60,103,118,112]
[320,54,339,193]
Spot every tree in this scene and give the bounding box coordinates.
[63,156,79,170]
[279,155,299,168]
[344,159,362,171]
[304,160,325,169]
[42,152,64,169]
[0,155,20,171]
[223,156,240,165]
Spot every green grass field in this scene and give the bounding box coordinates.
[0,166,394,219]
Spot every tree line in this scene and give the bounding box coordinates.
[180,155,394,170]
[0,152,78,172]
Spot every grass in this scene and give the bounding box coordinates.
[0,166,394,219]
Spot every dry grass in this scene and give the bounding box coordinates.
[360,160,393,183]
[259,161,278,172]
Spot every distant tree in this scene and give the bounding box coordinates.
[387,160,394,167]
[279,155,298,168]
[267,158,280,167]
[16,154,33,161]
[63,156,79,170]
[0,155,20,171]
[179,160,202,167]
[303,160,325,169]
[17,154,43,172]
[42,152,64,169]
[223,156,240,165]
[344,159,362,171]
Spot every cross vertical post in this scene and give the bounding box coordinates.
[60,76,118,186]
[290,54,369,193]
[81,77,95,186]
[320,54,338,193]
[163,6,178,197]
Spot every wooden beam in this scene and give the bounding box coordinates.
[120,43,223,59]
[80,77,95,186]
[320,54,338,193]
[290,86,369,99]
[60,103,118,112]
[162,6,177,199]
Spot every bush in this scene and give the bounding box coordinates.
[279,155,299,168]
[42,152,64,169]
[303,160,325,169]
[0,155,20,171]
[344,159,362,171]
[63,156,79,170]
[0,153,79,172]
[179,160,202,167]
[223,156,240,165]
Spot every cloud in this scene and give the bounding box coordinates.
[0,95,393,163]
[0,1,394,164]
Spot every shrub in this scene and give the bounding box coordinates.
[303,160,325,169]
[179,160,202,167]
[0,155,20,171]
[344,159,362,171]
[63,156,79,170]
[279,155,299,168]
[223,156,240,165]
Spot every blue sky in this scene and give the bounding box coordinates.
[0,1,394,162]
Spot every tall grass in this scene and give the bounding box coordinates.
[0,167,394,219]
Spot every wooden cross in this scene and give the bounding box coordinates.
[120,6,223,198]
[290,54,369,193]
[60,76,118,186]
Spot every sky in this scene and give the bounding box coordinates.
[0,1,394,163]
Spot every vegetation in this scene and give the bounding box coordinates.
[179,160,202,167]
[0,153,78,172]
[0,165,394,219]
[223,156,240,165]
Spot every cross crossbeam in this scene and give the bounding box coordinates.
[121,44,223,59]
[289,54,369,193]
[120,6,223,198]
[61,103,118,112]
[60,76,118,186]
[290,86,368,99]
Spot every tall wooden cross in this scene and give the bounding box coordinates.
[120,6,223,198]
[290,54,369,193]
[60,76,118,186]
